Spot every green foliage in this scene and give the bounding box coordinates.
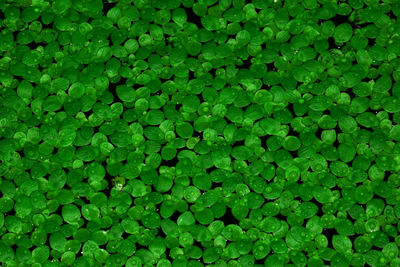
[0,0,399,266]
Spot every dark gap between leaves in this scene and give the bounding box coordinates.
[270,160,279,170]
[121,231,131,240]
[388,112,394,122]
[11,31,18,42]
[275,212,287,222]
[156,223,166,238]
[259,135,269,148]
[192,130,201,138]
[357,124,374,133]
[288,150,298,159]
[330,14,349,26]
[174,102,182,111]
[134,242,150,252]
[347,158,353,168]
[351,21,374,29]
[16,149,24,158]
[323,259,331,265]
[209,68,216,78]
[196,91,205,103]
[103,172,114,197]
[328,36,347,51]
[261,42,267,51]
[163,247,172,260]
[3,209,16,216]
[160,157,178,167]
[210,181,220,190]
[53,204,63,217]
[321,109,330,117]
[87,17,94,24]
[361,77,372,83]
[371,193,387,205]
[40,18,54,28]
[107,77,128,103]
[383,171,390,182]
[82,110,94,119]
[220,206,240,226]
[92,125,100,133]
[329,185,341,192]
[154,198,162,211]
[76,195,91,206]
[240,58,252,69]
[346,88,357,99]
[185,8,202,29]
[371,245,385,251]
[321,227,337,248]
[388,234,396,243]
[315,127,324,141]
[266,62,275,72]
[168,211,180,222]
[315,204,324,218]
[387,11,396,19]
[188,70,195,80]
[27,42,47,50]
[102,1,117,15]
[192,240,203,250]
[63,181,73,191]
[347,234,357,244]
[368,38,376,47]
[14,75,23,82]
[205,166,217,175]
[233,138,246,147]
[254,258,265,265]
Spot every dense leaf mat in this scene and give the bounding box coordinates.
[0,0,400,266]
